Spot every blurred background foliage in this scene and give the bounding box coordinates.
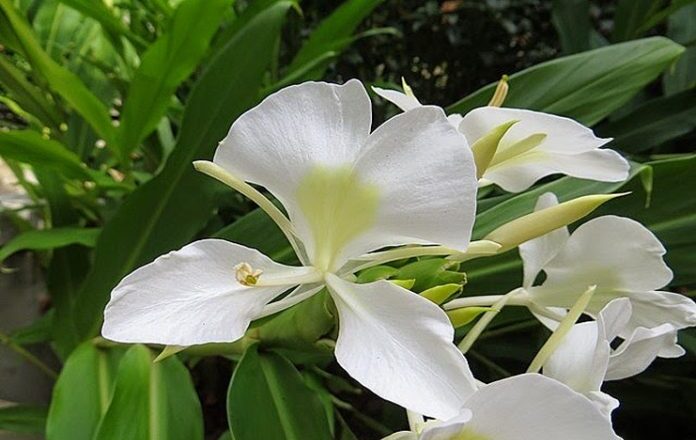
[0,0,694,439]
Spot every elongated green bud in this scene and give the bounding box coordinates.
[487,74,509,107]
[485,193,627,252]
[446,307,492,328]
[421,283,462,305]
[471,120,518,179]
[391,279,416,289]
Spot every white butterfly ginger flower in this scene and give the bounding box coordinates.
[102,80,479,419]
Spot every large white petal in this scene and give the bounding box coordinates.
[214,80,371,210]
[459,107,610,154]
[102,240,304,346]
[530,216,674,317]
[331,105,476,266]
[461,374,621,440]
[483,149,628,193]
[372,86,422,111]
[326,274,477,420]
[618,290,696,331]
[544,322,609,394]
[606,323,685,381]
[419,411,473,440]
[519,192,569,288]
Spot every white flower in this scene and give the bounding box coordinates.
[519,192,696,332]
[373,84,629,192]
[383,374,621,440]
[102,80,479,419]
[545,298,685,417]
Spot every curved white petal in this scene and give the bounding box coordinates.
[519,192,569,287]
[459,107,610,154]
[530,216,674,319]
[326,274,477,420]
[214,79,371,211]
[330,106,476,267]
[606,323,685,380]
[419,411,473,440]
[382,433,418,440]
[544,322,609,394]
[372,86,422,111]
[588,391,621,419]
[461,374,621,440]
[618,290,696,331]
[597,298,633,342]
[102,240,303,346]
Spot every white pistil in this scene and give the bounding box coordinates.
[193,160,308,264]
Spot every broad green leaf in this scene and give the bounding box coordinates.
[0,405,47,434]
[0,55,63,129]
[227,345,332,440]
[214,207,296,264]
[93,345,203,440]
[287,0,384,77]
[447,37,685,126]
[58,0,147,50]
[551,0,590,54]
[0,130,91,180]
[612,0,660,41]
[71,1,295,350]
[663,4,696,94]
[118,0,231,155]
[599,88,696,153]
[46,342,124,440]
[0,0,120,159]
[635,0,696,35]
[0,227,99,264]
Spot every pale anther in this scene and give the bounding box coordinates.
[234,262,263,286]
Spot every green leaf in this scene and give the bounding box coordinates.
[0,130,91,180]
[551,0,590,54]
[227,345,332,440]
[58,0,147,50]
[70,1,295,351]
[46,342,124,440]
[395,258,465,292]
[663,4,696,94]
[118,0,232,155]
[215,208,296,264]
[9,310,54,345]
[0,227,100,264]
[287,0,384,78]
[447,37,685,126]
[0,55,63,129]
[93,345,203,440]
[599,88,696,152]
[0,405,47,434]
[0,0,120,159]
[612,0,660,41]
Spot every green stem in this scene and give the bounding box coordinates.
[0,330,58,379]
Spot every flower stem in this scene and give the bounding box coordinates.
[0,330,58,379]
[526,285,596,373]
[458,289,523,353]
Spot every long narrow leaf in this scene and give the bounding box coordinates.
[0,227,100,264]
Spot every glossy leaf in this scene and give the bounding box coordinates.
[71,1,295,349]
[0,405,47,434]
[551,0,590,54]
[0,227,100,264]
[287,0,384,77]
[58,0,147,50]
[0,130,91,180]
[447,37,685,126]
[118,0,232,154]
[46,342,124,440]
[612,0,660,41]
[0,0,120,158]
[93,345,203,440]
[227,345,332,440]
[663,4,696,94]
[599,88,696,153]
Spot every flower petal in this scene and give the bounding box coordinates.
[544,322,609,394]
[617,290,696,331]
[372,86,422,111]
[461,374,621,440]
[332,105,477,266]
[102,240,304,346]
[214,80,371,210]
[530,216,674,323]
[419,411,473,440]
[459,107,610,154]
[519,192,569,288]
[326,274,477,420]
[606,323,686,380]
